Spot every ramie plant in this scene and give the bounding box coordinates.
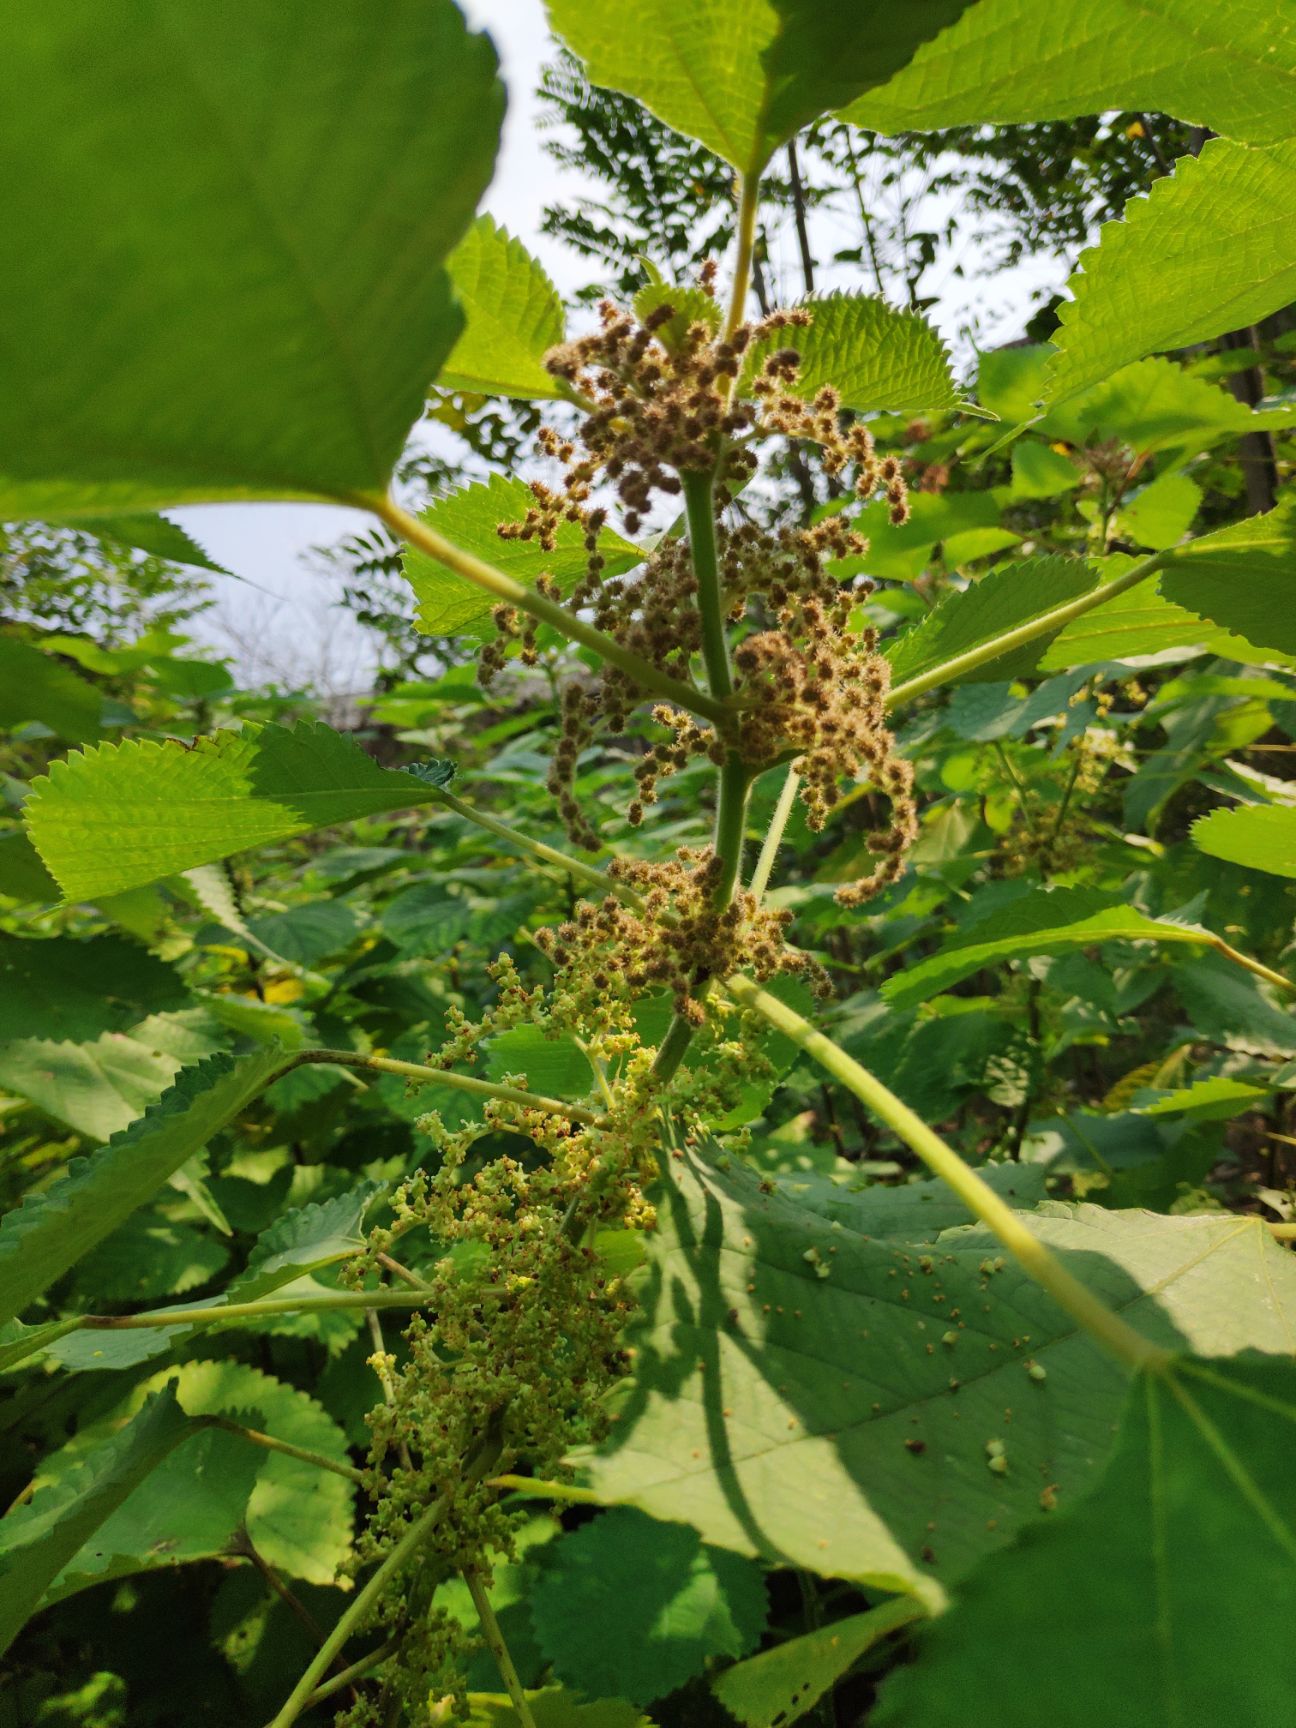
[5,7,1296,1727]
[326,275,929,1719]
[309,254,1197,1723]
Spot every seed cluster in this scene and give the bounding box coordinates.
[337,1044,657,1724]
[334,274,933,1723]
[533,847,829,1026]
[476,279,916,891]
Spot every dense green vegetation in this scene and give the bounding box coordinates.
[3,3,1296,1724]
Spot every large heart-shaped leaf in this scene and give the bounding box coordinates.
[573,1153,1296,1601]
[0,1,502,518]
[874,1355,1296,1728]
[847,0,1296,146]
[546,0,976,176]
[25,722,456,903]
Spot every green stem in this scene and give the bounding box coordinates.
[723,973,1170,1372]
[465,1568,539,1728]
[435,787,644,909]
[885,550,1171,710]
[1210,937,1295,998]
[749,765,801,904]
[725,174,761,341]
[487,1473,603,1505]
[285,1048,605,1124]
[207,1416,365,1486]
[649,457,751,1087]
[651,753,751,1086]
[684,468,732,699]
[265,1499,447,1728]
[299,1641,398,1709]
[369,494,730,730]
[83,1289,422,1330]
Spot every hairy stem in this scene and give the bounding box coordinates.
[83,1290,423,1330]
[209,1417,365,1486]
[283,1048,605,1124]
[265,1498,448,1728]
[885,550,1171,709]
[369,494,730,730]
[723,973,1170,1372]
[1210,937,1295,998]
[725,174,761,341]
[749,765,801,905]
[465,1567,539,1728]
[650,466,752,1086]
[435,787,644,908]
[299,1641,399,1709]
[684,468,732,699]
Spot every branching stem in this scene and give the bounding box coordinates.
[465,1567,539,1728]
[209,1417,365,1485]
[265,1498,448,1728]
[750,765,801,905]
[723,972,1170,1372]
[885,550,1171,709]
[725,174,761,341]
[368,494,730,729]
[284,1048,605,1124]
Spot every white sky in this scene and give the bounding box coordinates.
[177,0,1060,688]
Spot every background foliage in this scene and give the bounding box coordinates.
[2,2,1296,1725]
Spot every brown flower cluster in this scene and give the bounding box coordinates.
[532,846,828,1026]
[477,276,919,900]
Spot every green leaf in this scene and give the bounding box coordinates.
[743,294,961,414]
[0,1384,196,1657]
[712,1599,922,1728]
[0,1007,228,1142]
[0,933,185,1046]
[25,721,454,902]
[1008,442,1080,501]
[529,1508,766,1705]
[873,1356,1296,1728]
[852,491,1018,584]
[403,475,641,638]
[36,1359,353,1591]
[886,557,1098,690]
[77,513,229,574]
[880,887,1220,1011]
[73,1214,230,1303]
[232,1181,381,1301]
[1192,805,1296,880]
[1043,140,1296,409]
[1174,954,1296,1060]
[847,0,1296,146]
[466,1689,647,1728]
[573,1152,1296,1598]
[0,1048,283,1326]
[0,637,103,742]
[439,217,566,399]
[1113,471,1201,551]
[485,1026,597,1100]
[546,0,975,176]
[774,1164,1047,1240]
[245,901,359,968]
[1042,357,1295,458]
[632,281,723,354]
[1036,573,1273,672]
[0,831,59,904]
[1158,493,1296,658]
[0,0,501,518]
